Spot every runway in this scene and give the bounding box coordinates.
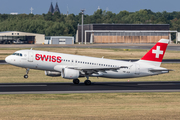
[0,81,180,94]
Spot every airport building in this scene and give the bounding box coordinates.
[0,31,75,44]
[45,36,74,44]
[0,31,45,44]
[76,24,177,44]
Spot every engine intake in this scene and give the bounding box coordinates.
[61,68,79,79]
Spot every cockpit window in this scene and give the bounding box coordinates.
[12,53,23,57]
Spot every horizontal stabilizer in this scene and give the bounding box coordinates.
[149,69,173,72]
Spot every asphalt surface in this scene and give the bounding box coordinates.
[0,82,180,94]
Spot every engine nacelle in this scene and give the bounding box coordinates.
[45,71,61,77]
[61,68,79,79]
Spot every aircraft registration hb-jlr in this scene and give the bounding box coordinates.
[5,39,173,85]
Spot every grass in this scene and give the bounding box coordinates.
[1,48,180,60]
[0,93,180,120]
[0,63,179,83]
[0,48,180,120]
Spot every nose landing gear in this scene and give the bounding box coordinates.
[24,68,30,79]
[24,74,28,78]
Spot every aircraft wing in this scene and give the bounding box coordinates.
[67,66,128,75]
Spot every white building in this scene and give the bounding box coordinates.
[45,36,74,44]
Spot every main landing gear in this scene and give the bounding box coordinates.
[73,76,92,85]
[73,79,80,84]
[24,68,30,79]
[84,75,91,85]
[84,80,91,85]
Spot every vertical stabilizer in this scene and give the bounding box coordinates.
[138,39,169,66]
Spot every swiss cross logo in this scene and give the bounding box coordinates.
[152,46,163,58]
[141,40,168,62]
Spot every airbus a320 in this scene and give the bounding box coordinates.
[5,39,172,85]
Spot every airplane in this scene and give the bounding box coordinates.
[5,39,172,85]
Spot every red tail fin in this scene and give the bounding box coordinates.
[138,39,169,66]
[141,39,169,62]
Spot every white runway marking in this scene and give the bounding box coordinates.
[0,85,47,87]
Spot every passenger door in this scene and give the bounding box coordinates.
[28,51,34,62]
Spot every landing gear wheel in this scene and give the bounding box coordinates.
[84,80,91,85]
[24,75,28,79]
[73,79,80,84]
[24,68,30,79]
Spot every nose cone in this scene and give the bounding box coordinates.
[5,56,10,63]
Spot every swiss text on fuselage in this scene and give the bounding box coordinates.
[35,54,62,63]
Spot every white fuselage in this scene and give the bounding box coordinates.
[5,50,167,79]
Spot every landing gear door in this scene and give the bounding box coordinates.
[28,51,34,62]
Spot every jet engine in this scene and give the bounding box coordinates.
[45,71,61,77]
[61,68,79,79]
